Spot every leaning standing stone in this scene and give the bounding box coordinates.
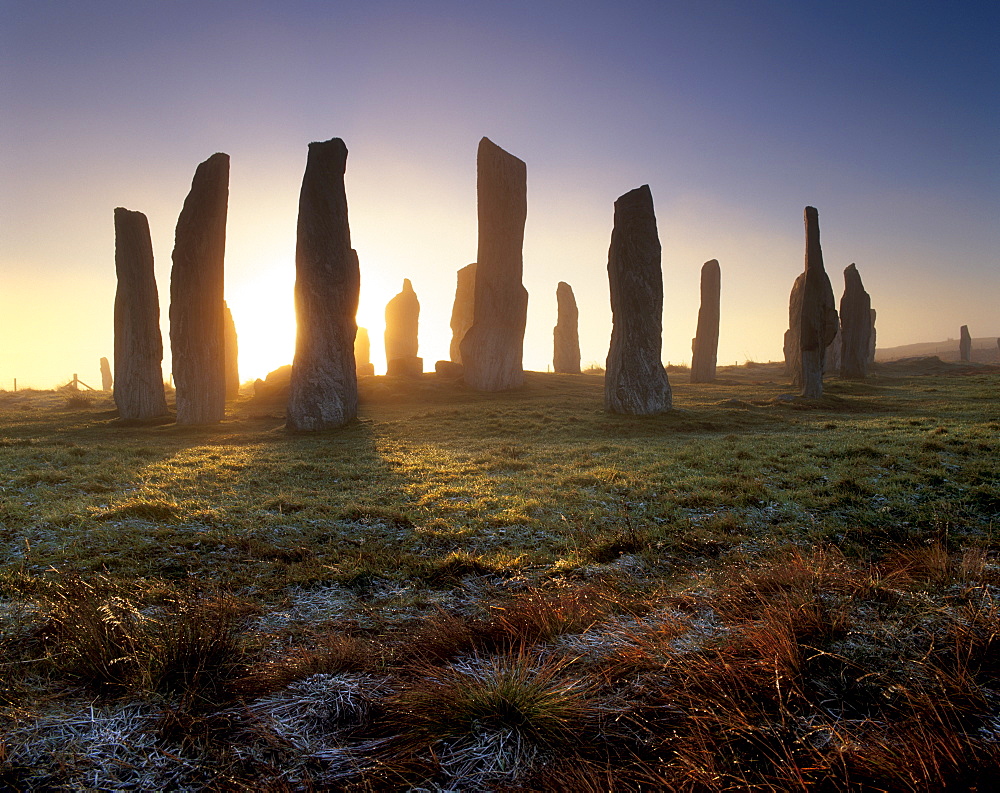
[169,153,229,424]
[449,263,477,364]
[605,185,671,414]
[460,138,528,391]
[355,327,375,377]
[223,301,240,399]
[287,139,359,431]
[385,279,422,377]
[798,206,839,398]
[839,263,872,379]
[959,325,972,362]
[868,309,877,366]
[113,208,168,420]
[784,273,805,383]
[690,259,720,383]
[100,357,113,392]
[553,281,581,374]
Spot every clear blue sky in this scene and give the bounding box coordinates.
[2,0,997,386]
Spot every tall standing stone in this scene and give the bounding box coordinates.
[553,281,581,374]
[355,327,375,377]
[798,207,839,398]
[113,208,168,420]
[784,273,805,382]
[169,153,229,424]
[100,357,113,392]
[223,301,239,399]
[605,185,671,414]
[959,325,972,362]
[690,259,721,383]
[449,263,477,364]
[868,309,877,365]
[839,263,872,379]
[287,138,359,431]
[459,138,528,391]
[385,279,422,377]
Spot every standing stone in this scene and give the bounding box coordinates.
[287,138,359,431]
[868,309,877,365]
[839,263,872,379]
[553,281,581,374]
[824,324,842,376]
[605,185,671,414]
[959,325,972,362]
[798,207,839,398]
[449,263,477,364]
[223,301,239,399]
[690,259,721,383]
[784,273,805,382]
[459,138,528,391]
[385,279,422,377]
[99,357,113,392]
[113,208,168,420]
[169,153,229,424]
[355,327,375,377]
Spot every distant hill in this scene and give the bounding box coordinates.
[876,337,1000,364]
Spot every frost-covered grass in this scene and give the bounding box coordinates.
[0,364,998,788]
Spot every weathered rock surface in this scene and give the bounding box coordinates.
[223,301,240,399]
[839,263,872,379]
[604,185,671,414]
[355,327,375,377]
[690,259,720,383]
[459,138,528,391]
[449,263,477,364]
[553,281,581,374]
[784,273,805,382]
[100,357,113,391]
[113,208,168,420]
[959,325,972,362]
[798,207,839,397]
[286,139,359,431]
[169,152,229,424]
[385,279,420,376]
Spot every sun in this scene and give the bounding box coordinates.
[226,270,297,384]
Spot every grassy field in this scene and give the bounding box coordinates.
[1,363,998,790]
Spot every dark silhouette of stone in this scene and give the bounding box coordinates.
[435,360,464,379]
[169,153,229,424]
[287,139,359,431]
[385,279,422,377]
[605,185,671,414]
[100,357,112,391]
[784,273,805,382]
[959,325,972,362]
[113,208,168,420]
[690,259,721,383]
[798,207,838,397]
[460,138,528,391]
[553,281,581,374]
[839,263,872,379]
[868,309,877,365]
[355,327,375,377]
[223,301,239,399]
[449,263,477,364]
